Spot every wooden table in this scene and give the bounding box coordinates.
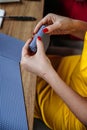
[0,0,44,129]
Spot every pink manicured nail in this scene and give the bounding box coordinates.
[37,36,42,40]
[43,28,49,33]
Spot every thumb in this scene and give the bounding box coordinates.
[36,36,45,54]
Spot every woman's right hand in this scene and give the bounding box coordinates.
[33,13,77,36]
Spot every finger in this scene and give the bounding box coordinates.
[36,36,45,55]
[33,21,44,34]
[22,38,32,57]
[43,23,60,34]
[24,38,32,50]
[33,16,49,34]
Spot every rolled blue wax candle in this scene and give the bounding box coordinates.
[29,25,50,52]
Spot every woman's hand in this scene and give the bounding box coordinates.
[33,13,76,35]
[21,37,53,79]
[33,13,87,39]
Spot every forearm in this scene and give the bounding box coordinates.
[44,67,87,126]
[71,20,87,40]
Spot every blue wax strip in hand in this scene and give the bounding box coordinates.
[29,25,50,52]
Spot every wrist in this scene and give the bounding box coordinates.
[70,19,86,39]
[70,19,79,33]
[42,66,58,84]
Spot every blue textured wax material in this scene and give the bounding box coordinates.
[29,25,50,52]
[0,33,24,62]
[0,33,28,130]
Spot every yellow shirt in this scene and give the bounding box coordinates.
[34,32,87,130]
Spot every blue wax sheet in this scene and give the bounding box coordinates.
[0,33,24,62]
[0,33,28,130]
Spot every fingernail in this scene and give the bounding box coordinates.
[37,36,42,40]
[43,28,49,33]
